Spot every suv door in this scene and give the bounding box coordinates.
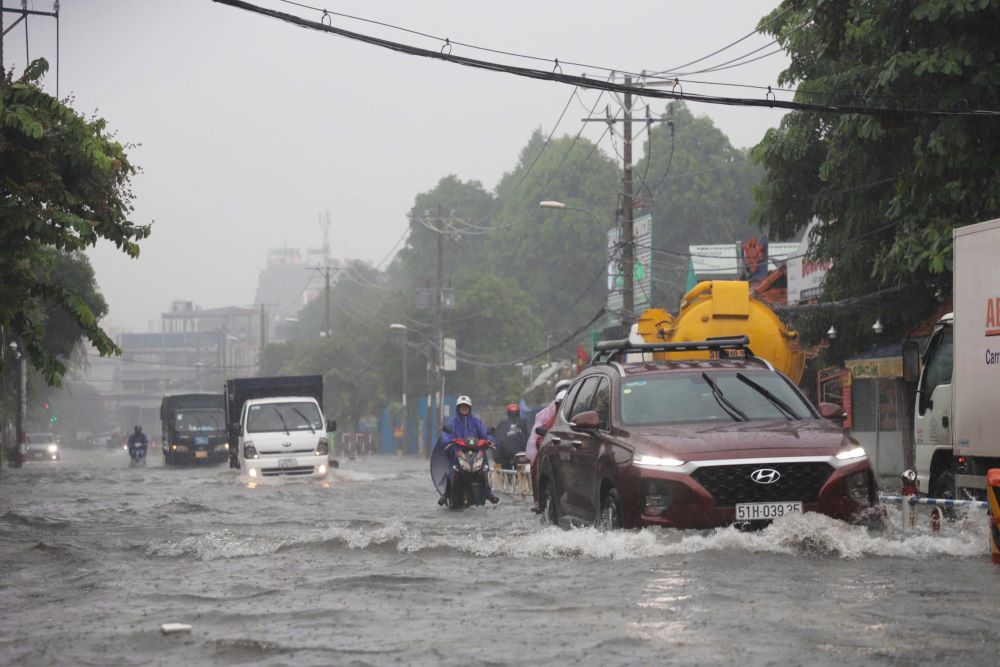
[559,376,600,518]
[540,380,584,520]
[572,376,611,519]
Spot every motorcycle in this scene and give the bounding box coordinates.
[441,436,494,508]
[128,441,147,467]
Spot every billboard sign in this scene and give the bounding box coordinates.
[607,213,652,323]
[786,219,832,304]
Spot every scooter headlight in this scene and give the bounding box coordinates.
[458,457,473,472]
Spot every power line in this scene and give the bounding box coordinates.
[215,0,1000,118]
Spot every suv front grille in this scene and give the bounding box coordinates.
[690,462,834,507]
[261,466,315,477]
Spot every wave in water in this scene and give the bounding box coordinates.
[141,511,988,562]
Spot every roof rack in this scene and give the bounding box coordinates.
[591,335,755,365]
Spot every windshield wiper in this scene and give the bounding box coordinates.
[736,373,800,420]
[272,407,291,434]
[701,372,748,422]
[291,407,316,433]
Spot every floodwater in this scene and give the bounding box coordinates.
[1,447,998,666]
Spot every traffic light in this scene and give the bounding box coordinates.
[43,401,50,411]
[42,401,57,424]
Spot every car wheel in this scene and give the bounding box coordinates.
[540,480,559,526]
[598,487,624,530]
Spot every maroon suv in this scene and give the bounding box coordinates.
[535,338,878,529]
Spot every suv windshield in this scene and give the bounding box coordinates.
[174,409,225,432]
[26,433,56,444]
[620,371,813,425]
[246,402,323,434]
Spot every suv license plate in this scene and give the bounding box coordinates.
[195,451,208,459]
[278,458,297,469]
[735,501,802,521]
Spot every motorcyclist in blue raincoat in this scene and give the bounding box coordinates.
[127,425,148,458]
[438,395,498,504]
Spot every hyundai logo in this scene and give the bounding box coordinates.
[750,468,781,485]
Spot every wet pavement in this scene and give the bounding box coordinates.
[1,447,998,666]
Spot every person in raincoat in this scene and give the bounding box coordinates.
[527,379,572,508]
[437,395,498,504]
[493,403,531,470]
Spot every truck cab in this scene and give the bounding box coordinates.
[910,314,954,496]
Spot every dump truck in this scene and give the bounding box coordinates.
[635,280,805,383]
[903,218,1000,499]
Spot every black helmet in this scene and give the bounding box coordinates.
[134,425,142,434]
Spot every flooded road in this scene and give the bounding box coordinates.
[1,447,998,666]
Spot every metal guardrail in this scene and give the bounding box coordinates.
[879,494,989,510]
[489,466,532,497]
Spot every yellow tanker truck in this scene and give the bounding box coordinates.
[635,280,805,383]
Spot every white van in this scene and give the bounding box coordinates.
[237,395,330,480]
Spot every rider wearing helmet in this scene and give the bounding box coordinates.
[440,395,498,504]
[127,425,148,457]
[493,402,530,470]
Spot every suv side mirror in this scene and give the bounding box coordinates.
[818,402,847,424]
[571,410,600,430]
[326,419,337,433]
[902,340,921,384]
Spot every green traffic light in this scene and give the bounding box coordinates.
[50,415,58,424]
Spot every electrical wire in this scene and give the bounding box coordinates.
[215,0,1000,117]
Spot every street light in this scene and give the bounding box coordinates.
[389,324,408,452]
[538,200,604,225]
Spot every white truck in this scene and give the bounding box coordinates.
[904,218,1000,499]
[225,375,335,480]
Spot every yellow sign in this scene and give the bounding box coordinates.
[845,357,903,379]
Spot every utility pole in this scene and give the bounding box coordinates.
[622,75,635,322]
[434,204,444,430]
[582,76,671,327]
[323,266,331,337]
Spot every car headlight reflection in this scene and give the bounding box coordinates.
[835,446,867,460]
[634,454,686,468]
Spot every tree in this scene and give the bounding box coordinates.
[751,0,1000,356]
[1,59,149,384]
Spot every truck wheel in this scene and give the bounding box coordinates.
[931,468,959,520]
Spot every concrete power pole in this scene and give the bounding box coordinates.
[434,204,444,431]
[621,75,635,322]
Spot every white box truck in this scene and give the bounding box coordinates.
[904,218,1000,498]
[225,375,336,480]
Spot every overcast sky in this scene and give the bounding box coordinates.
[5,0,790,331]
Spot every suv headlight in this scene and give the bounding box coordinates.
[835,446,867,460]
[634,455,686,468]
[316,437,328,456]
[47,444,58,453]
[244,442,258,459]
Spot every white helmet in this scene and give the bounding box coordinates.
[456,395,472,408]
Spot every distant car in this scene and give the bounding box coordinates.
[536,337,878,530]
[24,432,60,462]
